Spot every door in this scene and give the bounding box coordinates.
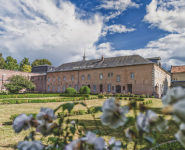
[100,84,103,93]
[127,84,132,93]
[116,85,121,93]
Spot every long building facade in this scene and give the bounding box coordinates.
[46,55,171,98]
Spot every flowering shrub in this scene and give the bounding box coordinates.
[12,87,185,150]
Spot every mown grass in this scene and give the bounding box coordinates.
[0,98,183,150]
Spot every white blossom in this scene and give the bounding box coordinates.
[37,108,56,122]
[85,131,105,150]
[109,137,122,150]
[162,87,185,106]
[100,97,128,129]
[36,120,56,136]
[17,141,44,150]
[13,114,33,133]
[175,123,185,148]
[65,139,81,150]
[136,110,162,133]
[173,100,185,123]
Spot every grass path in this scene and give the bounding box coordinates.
[0,98,162,150]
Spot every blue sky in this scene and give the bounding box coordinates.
[0,0,185,68]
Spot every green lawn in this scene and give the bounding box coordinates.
[0,98,183,150]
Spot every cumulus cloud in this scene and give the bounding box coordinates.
[98,0,139,21]
[144,0,185,33]
[102,24,135,36]
[0,0,103,65]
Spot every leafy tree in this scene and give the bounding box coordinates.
[4,75,35,93]
[31,59,52,67]
[20,57,31,71]
[22,65,32,72]
[79,86,91,94]
[4,56,19,70]
[0,53,5,69]
[65,88,77,95]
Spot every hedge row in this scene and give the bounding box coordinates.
[0,93,62,99]
[10,106,102,121]
[0,96,99,104]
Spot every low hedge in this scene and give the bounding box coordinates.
[0,93,61,99]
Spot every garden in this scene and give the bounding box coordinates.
[0,87,185,150]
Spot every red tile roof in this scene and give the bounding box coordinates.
[171,66,185,73]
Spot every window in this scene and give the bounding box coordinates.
[130,72,135,79]
[71,75,74,81]
[123,86,125,91]
[58,77,61,82]
[75,85,78,91]
[116,75,120,82]
[112,86,114,91]
[99,73,103,80]
[63,76,66,81]
[88,74,91,80]
[93,85,96,92]
[81,75,85,80]
[108,72,113,77]
[48,85,50,92]
[48,77,50,82]
[52,86,55,92]
[107,84,111,92]
[53,77,56,82]
[63,85,66,92]
[57,86,60,92]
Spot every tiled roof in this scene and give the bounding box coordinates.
[171,66,185,73]
[54,55,153,72]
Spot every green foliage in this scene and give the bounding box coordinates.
[31,59,52,67]
[65,88,77,95]
[98,94,104,99]
[79,86,91,94]
[4,56,19,70]
[0,53,5,69]
[4,75,35,93]
[19,57,32,72]
[22,65,32,72]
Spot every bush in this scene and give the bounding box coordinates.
[65,88,77,95]
[79,86,91,94]
[140,94,146,98]
[98,94,104,99]
[4,75,35,93]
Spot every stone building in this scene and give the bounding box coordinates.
[0,69,40,91]
[171,65,185,88]
[47,55,171,98]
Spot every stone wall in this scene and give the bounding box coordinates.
[153,65,171,98]
[0,69,40,91]
[46,64,155,96]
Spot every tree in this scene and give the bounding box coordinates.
[0,53,5,69]
[20,57,31,71]
[79,86,91,94]
[22,65,32,72]
[4,56,19,70]
[31,59,52,67]
[4,75,35,93]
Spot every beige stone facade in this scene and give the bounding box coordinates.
[0,69,42,92]
[171,66,185,88]
[46,63,171,97]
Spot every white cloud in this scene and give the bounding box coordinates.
[0,0,103,65]
[144,0,185,33]
[99,0,139,11]
[102,24,135,36]
[98,0,139,21]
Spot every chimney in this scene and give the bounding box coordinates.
[83,50,86,61]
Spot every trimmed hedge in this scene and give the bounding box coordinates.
[0,93,61,99]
